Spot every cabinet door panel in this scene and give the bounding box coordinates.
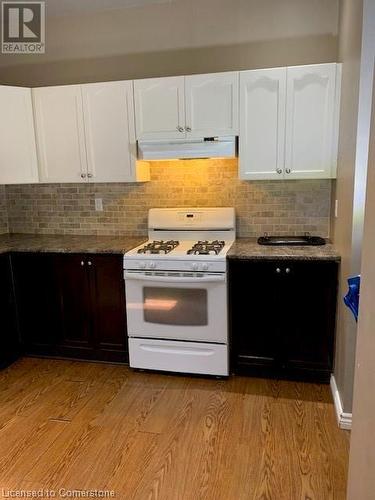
[12,253,61,354]
[134,76,185,140]
[239,68,286,180]
[185,72,239,137]
[90,255,128,361]
[56,255,93,353]
[230,260,283,374]
[0,86,38,184]
[33,85,88,183]
[282,261,338,375]
[82,81,136,183]
[285,63,336,179]
[0,254,19,367]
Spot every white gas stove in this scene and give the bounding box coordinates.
[123,207,235,376]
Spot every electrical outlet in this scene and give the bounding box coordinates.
[334,199,338,218]
[95,198,103,212]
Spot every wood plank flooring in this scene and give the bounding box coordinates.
[0,358,349,499]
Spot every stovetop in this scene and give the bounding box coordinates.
[123,207,236,272]
[135,239,228,256]
[124,239,234,272]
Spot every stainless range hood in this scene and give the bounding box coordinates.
[137,136,237,160]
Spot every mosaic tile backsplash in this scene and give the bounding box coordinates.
[0,186,9,234]
[5,160,332,238]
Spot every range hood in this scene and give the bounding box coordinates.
[137,136,236,160]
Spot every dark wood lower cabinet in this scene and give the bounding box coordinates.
[10,251,338,378]
[89,255,128,362]
[12,253,128,363]
[55,254,128,362]
[0,254,19,368]
[56,254,95,358]
[229,259,339,383]
[12,253,61,354]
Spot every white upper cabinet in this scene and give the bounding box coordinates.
[82,81,142,183]
[0,86,38,184]
[184,72,239,137]
[134,76,186,140]
[134,72,239,140]
[285,63,337,179]
[33,85,88,183]
[239,68,287,180]
[239,63,340,180]
[34,82,149,184]
[6,64,340,186]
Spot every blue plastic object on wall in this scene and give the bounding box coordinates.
[344,275,361,322]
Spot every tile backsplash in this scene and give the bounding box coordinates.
[0,186,9,234]
[5,159,332,238]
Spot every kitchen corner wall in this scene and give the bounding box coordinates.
[333,0,374,415]
[0,186,9,234]
[5,160,332,238]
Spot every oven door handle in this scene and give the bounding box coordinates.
[124,271,226,284]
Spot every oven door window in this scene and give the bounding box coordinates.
[143,287,208,326]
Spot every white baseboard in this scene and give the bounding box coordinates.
[330,375,352,430]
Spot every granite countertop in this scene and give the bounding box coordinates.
[228,238,341,261]
[0,233,147,255]
[0,234,341,261]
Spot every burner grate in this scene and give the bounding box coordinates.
[187,240,225,255]
[137,240,179,255]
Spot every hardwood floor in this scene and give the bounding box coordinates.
[0,358,349,499]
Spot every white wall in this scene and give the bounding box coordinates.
[351,0,375,274]
[0,0,339,86]
[347,70,375,500]
[333,0,375,414]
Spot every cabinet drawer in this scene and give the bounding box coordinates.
[129,338,228,376]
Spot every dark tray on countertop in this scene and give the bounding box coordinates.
[257,235,326,246]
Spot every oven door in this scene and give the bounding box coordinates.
[124,270,227,343]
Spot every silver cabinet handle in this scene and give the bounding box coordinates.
[87,173,93,178]
[285,168,291,174]
[186,126,192,132]
[87,261,92,266]
[285,267,291,274]
[177,126,184,132]
[80,173,87,179]
[80,261,85,266]
[276,268,281,273]
[276,168,283,175]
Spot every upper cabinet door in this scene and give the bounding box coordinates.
[285,63,336,179]
[82,81,137,183]
[33,85,88,183]
[239,68,287,180]
[0,86,38,184]
[184,72,239,137]
[134,76,185,140]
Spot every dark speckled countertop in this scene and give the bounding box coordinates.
[0,234,340,261]
[228,238,341,261]
[0,233,146,255]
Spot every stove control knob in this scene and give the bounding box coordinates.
[139,262,146,269]
[149,262,156,269]
[202,263,209,271]
[191,263,199,271]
